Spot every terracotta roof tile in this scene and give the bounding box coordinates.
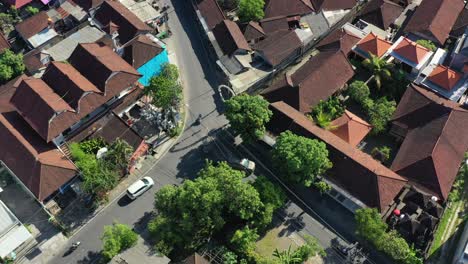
[243,21,265,42]
[404,0,465,44]
[260,16,289,34]
[316,27,362,55]
[3,0,32,9]
[393,37,431,65]
[451,8,468,38]
[196,0,225,30]
[312,0,356,11]
[254,30,302,67]
[73,0,104,10]
[123,35,164,69]
[427,65,463,91]
[330,110,372,146]
[264,0,314,18]
[356,32,392,57]
[269,101,407,212]
[0,32,10,53]
[213,20,251,55]
[356,0,404,30]
[15,11,50,40]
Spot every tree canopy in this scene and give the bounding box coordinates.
[144,63,182,110]
[101,223,138,261]
[415,39,436,51]
[238,0,265,22]
[348,81,370,104]
[0,49,25,83]
[272,131,332,187]
[225,94,272,143]
[363,54,392,90]
[365,97,396,134]
[148,162,263,256]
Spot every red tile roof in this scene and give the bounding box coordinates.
[213,20,251,55]
[73,0,104,10]
[404,0,464,44]
[0,32,10,53]
[427,65,463,91]
[393,37,431,65]
[262,50,354,112]
[2,0,32,8]
[253,30,302,67]
[123,35,164,69]
[243,21,265,42]
[316,27,362,55]
[94,0,151,44]
[196,0,225,30]
[269,101,407,212]
[260,16,289,34]
[330,110,372,146]
[264,0,314,18]
[312,0,356,11]
[391,84,468,200]
[357,0,404,30]
[355,32,392,58]
[15,11,50,40]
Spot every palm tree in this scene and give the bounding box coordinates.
[362,53,393,90]
[273,246,302,264]
[314,111,337,131]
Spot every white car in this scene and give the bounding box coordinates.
[126,177,154,200]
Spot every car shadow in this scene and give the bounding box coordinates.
[117,195,133,207]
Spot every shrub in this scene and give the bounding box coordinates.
[79,137,107,155]
[103,139,134,173]
[313,181,332,195]
[348,81,370,104]
[371,146,391,163]
[311,97,344,120]
[416,39,437,51]
[25,6,39,16]
[230,226,259,256]
[366,97,396,134]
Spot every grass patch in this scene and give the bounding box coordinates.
[255,225,301,261]
[429,202,458,256]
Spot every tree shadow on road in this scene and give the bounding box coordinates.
[76,250,102,264]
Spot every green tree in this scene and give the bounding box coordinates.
[103,139,134,173]
[355,208,387,242]
[144,75,182,110]
[238,0,265,22]
[367,97,396,134]
[273,246,302,264]
[160,63,179,81]
[313,180,331,195]
[272,131,332,187]
[225,94,272,143]
[0,49,25,82]
[313,111,335,130]
[371,146,391,163]
[230,226,259,255]
[363,53,393,90]
[25,6,39,16]
[311,97,344,120]
[252,175,286,210]
[348,80,370,104]
[148,162,263,256]
[101,223,138,260]
[78,137,107,154]
[416,39,436,51]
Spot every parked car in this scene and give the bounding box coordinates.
[126,177,154,200]
[229,158,256,174]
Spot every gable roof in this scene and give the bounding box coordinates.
[330,110,372,146]
[123,35,164,69]
[427,65,463,91]
[15,11,50,40]
[0,33,10,53]
[94,0,151,44]
[254,30,302,67]
[264,0,314,18]
[356,0,404,30]
[391,84,468,200]
[2,0,32,9]
[263,50,354,112]
[355,32,392,58]
[451,8,468,38]
[312,0,356,11]
[404,0,465,44]
[23,49,50,74]
[196,0,225,30]
[392,37,431,65]
[213,20,251,55]
[316,27,362,55]
[269,101,407,212]
[243,21,265,42]
[260,16,289,34]
[73,0,104,11]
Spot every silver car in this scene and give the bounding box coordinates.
[126,177,154,200]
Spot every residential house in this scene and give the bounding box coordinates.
[243,21,265,44]
[0,43,143,204]
[268,101,408,213]
[195,0,225,31]
[92,0,152,46]
[449,26,468,73]
[264,0,314,18]
[390,84,468,200]
[213,20,251,55]
[0,33,10,53]
[355,0,404,30]
[123,34,169,86]
[0,200,33,260]
[316,25,363,55]
[262,50,354,112]
[15,12,58,49]
[330,110,372,147]
[404,0,465,45]
[253,30,303,68]
[418,62,467,102]
[388,36,433,74]
[1,0,31,8]
[352,32,392,58]
[73,0,104,11]
[451,8,468,39]
[22,50,51,76]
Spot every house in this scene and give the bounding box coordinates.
[451,8,468,39]
[213,20,251,55]
[195,0,225,31]
[260,16,290,34]
[352,32,392,58]
[268,101,408,213]
[243,21,265,44]
[388,36,433,74]
[263,0,314,18]
[0,33,10,53]
[419,64,467,101]
[262,50,354,112]
[0,43,143,203]
[449,27,468,73]
[22,50,51,76]
[330,110,372,147]
[355,0,404,30]
[1,0,31,8]
[253,30,302,67]
[73,0,104,11]
[93,0,152,45]
[316,25,363,55]
[0,200,33,260]
[123,34,169,86]
[390,84,468,200]
[403,0,465,45]
[15,12,58,49]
